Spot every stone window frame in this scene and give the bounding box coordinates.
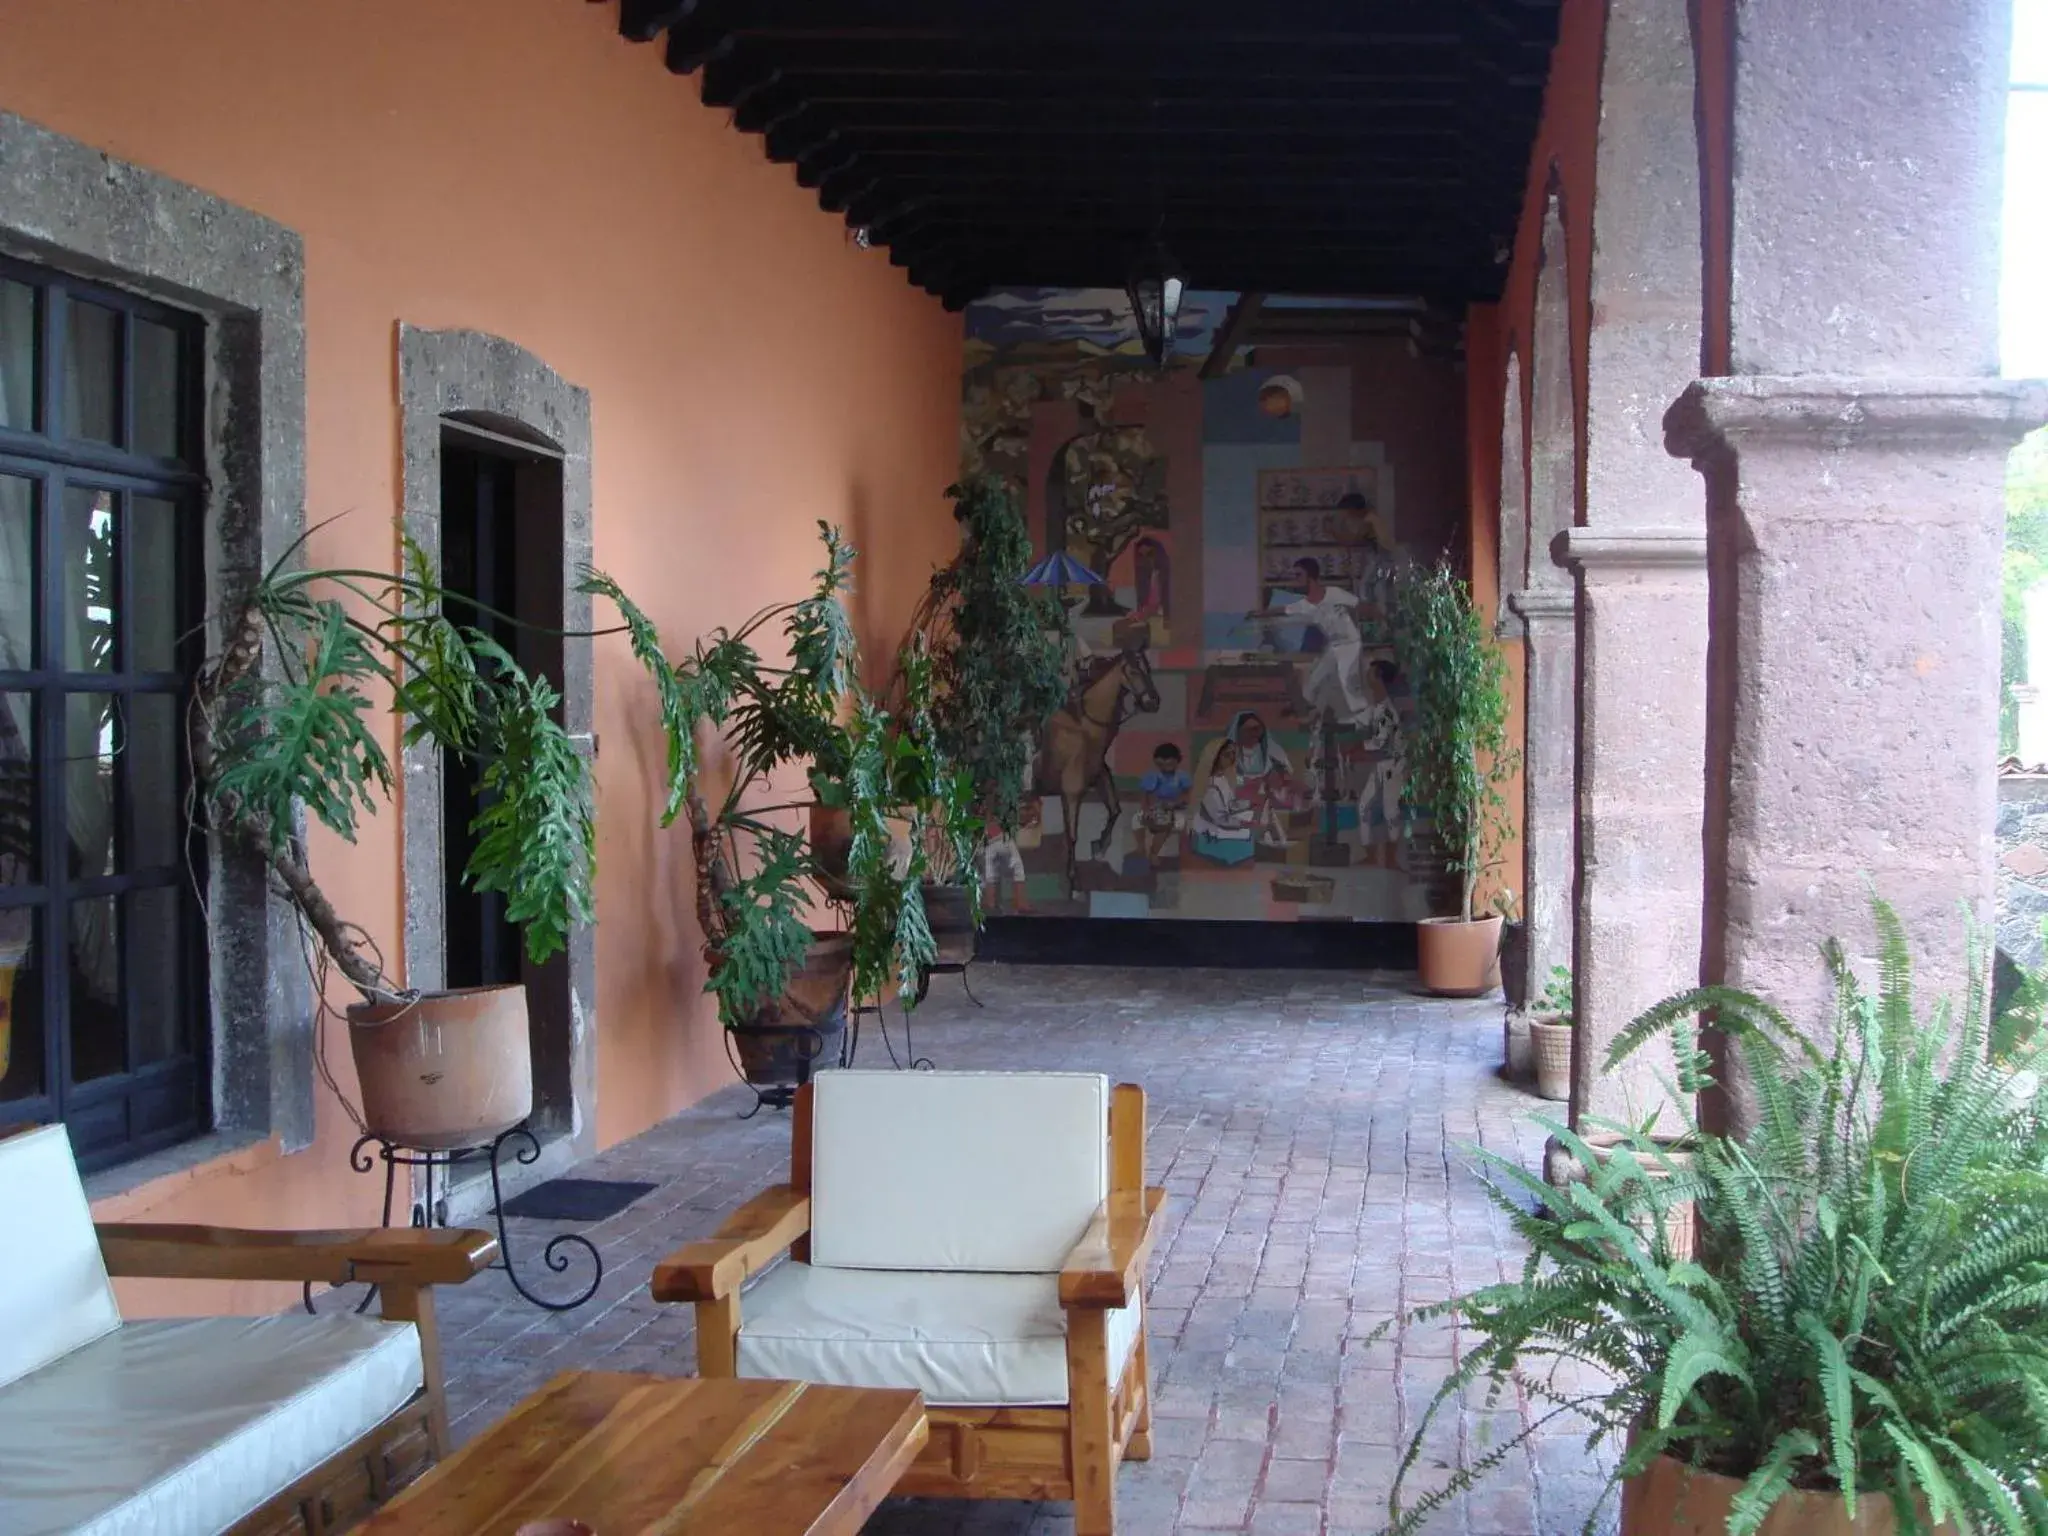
[396,325,598,1168]
[0,108,313,1191]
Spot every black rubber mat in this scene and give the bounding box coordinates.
[501,1177,655,1222]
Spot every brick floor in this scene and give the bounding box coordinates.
[429,964,1619,1534]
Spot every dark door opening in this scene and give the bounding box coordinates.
[438,420,574,1133]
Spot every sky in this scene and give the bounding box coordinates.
[2007,0,2048,377]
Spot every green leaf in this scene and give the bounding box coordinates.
[1657,1327,1752,1429]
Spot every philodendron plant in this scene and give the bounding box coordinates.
[1378,901,2048,1535]
[193,530,640,1005]
[587,522,976,1030]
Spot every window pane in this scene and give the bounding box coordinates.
[131,495,178,671]
[129,693,179,871]
[68,896,120,1083]
[0,908,41,1102]
[65,693,117,879]
[0,693,35,886]
[62,486,116,672]
[128,887,180,1067]
[131,319,180,460]
[0,476,32,669]
[63,300,119,445]
[0,279,33,434]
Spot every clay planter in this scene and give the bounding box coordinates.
[1530,1013,1573,1101]
[1622,1455,1951,1535]
[347,984,533,1150]
[1415,913,1503,996]
[921,882,977,968]
[809,801,854,879]
[728,931,852,1088]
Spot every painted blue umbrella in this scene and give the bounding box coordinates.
[1019,550,1104,587]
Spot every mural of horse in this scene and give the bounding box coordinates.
[1037,641,1160,891]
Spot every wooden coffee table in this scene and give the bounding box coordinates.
[356,1371,927,1535]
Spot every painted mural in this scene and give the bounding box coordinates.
[963,287,1468,923]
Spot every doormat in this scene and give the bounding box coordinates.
[502,1178,656,1223]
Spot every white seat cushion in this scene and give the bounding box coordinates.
[810,1071,1109,1272]
[734,1262,1141,1408]
[0,1126,121,1390]
[0,1314,423,1536]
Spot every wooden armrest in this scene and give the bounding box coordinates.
[651,1184,811,1304]
[1059,1187,1167,1308]
[97,1223,499,1287]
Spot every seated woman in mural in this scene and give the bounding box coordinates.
[1225,710,1302,849]
[1189,738,1257,867]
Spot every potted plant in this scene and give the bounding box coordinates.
[192,532,632,1149]
[1391,559,1515,995]
[1526,963,1573,1102]
[593,524,970,1091]
[1376,901,2048,1536]
[900,475,1069,962]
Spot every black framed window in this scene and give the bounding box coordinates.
[0,255,208,1171]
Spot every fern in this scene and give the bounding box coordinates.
[1378,897,2048,1536]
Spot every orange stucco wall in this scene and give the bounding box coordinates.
[0,0,963,1312]
[1461,0,1608,914]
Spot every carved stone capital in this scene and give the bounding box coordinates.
[1506,587,1576,624]
[1664,375,2048,464]
[1558,527,1707,574]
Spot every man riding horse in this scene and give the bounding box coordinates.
[1036,636,1160,892]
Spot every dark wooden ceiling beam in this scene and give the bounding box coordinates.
[610,0,1561,305]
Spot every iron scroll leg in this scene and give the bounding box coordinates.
[486,1128,602,1312]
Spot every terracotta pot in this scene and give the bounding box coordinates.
[1530,1014,1573,1101]
[809,802,853,878]
[922,882,978,968]
[1587,1140,1696,1261]
[1415,913,1503,996]
[729,932,851,1088]
[347,984,533,1150]
[1622,1454,1951,1535]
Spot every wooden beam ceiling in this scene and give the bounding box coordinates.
[609,0,1562,309]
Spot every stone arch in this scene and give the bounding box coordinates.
[1497,347,1528,634]
[396,324,597,1182]
[1527,186,1576,588]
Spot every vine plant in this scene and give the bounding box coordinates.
[1390,558,1516,922]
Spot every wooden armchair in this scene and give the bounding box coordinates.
[652,1072,1166,1536]
[0,1124,497,1536]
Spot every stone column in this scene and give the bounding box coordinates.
[1666,0,2046,1076]
[1559,0,1706,1136]
[1559,532,1703,1132]
[1507,588,1577,999]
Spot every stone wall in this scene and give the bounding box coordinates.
[1999,774,2048,973]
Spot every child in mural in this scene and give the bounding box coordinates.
[1356,658,1408,869]
[1129,536,1171,643]
[981,796,1041,913]
[1137,742,1191,861]
[1225,711,1301,849]
[1190,739,1257,866]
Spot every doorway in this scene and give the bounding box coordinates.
[437,417,574,1142]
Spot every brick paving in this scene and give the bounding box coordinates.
[431,964,1618,1533]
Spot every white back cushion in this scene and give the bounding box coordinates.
[0,1125,121,1390]
[809,1071,1108,1273]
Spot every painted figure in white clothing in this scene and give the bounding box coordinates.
[1249,556,1370,726]
[1356,658,1407,869]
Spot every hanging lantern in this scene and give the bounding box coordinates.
[1125,243,1186,367]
